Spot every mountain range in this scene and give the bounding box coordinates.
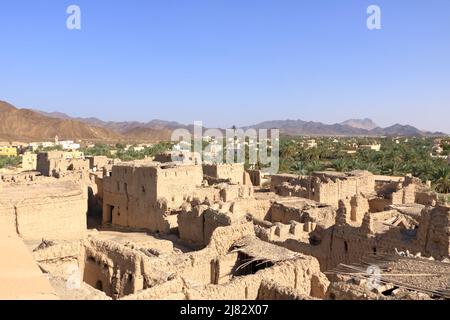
[0,101,120,142]
[244,119,446,137]
[0,100,446,142]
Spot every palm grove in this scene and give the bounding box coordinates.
[1,137,449,196]
[278,137,450,194]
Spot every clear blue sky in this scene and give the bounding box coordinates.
[0,0,449,132]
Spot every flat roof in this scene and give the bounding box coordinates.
[0,179,83,204]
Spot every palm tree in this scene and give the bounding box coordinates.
[306,160,325,173]
[292,162,308,175]
[332,159,348,172]
[433,166,450,194]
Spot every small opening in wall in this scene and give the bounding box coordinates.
[96,280,103,291]
[233,252,274,277]
[344,241,348,252]
[309,235,321,246]
[105,205,114,223]
[381,286,398,296]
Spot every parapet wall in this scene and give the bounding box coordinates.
[271,171,375,209]
[313,171,375,207]
[203,163,245,185]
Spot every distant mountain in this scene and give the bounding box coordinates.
[35,109,189,140]
[247,119,446,137]
[12,102,445,141]
[341,118,378,131]
[244,120,367,136]
[0,101,120,141]
[370,124,446,137]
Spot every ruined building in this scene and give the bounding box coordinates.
[1,154,449,300]
[37,151,89,178]
[101,162,253,234]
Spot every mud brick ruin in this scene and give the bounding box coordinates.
[1,151,449,300]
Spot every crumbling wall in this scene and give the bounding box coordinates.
[138,223,256,288]
[157,165,204,208]
[0,172,39,183]
[418,205,450,258]
[390,184,416,205]
[350,194,370,223]
[102,163,203,233]
[368,197,390,212]
[415,191,438,206]
[257,280,316,300]
[87,173,103,214]
[270,199,335,228]
[83,238,148,299]
[86,156,111,171]
[270,174,312,198]
[22,152,37,171]
[186,258,329,300]
[313,171,375,208]
[220,184,254,202]
[121,277,186,300]
[271,171,375,209]
[0,180,88,240]
[178,204,209,246]
[192,186,222,203]
[203,163,245,185]
[37,152,89,178]
[203,208,248,246]
[246,170,262,187]
[229,197,272,221]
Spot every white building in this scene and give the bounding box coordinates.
[59,140,80,150]
[360,144,381,152]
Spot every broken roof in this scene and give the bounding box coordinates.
[231,236,301,266]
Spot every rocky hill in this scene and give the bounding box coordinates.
[0,101,121,141]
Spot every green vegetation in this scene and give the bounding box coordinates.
[278,136,450,193]
[81,142,173,161]
[443,143,450,156]
[33,145,63,153]
[0,156,21,169]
